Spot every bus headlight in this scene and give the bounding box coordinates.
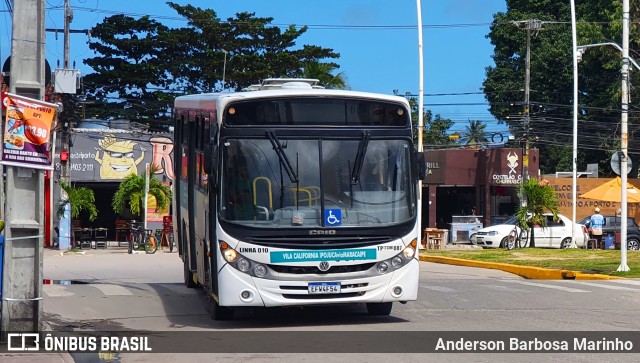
[223,248,238,263]
[371,239,417,275]
[402,239,417,259]
[219,241,272,278]
[237,258,251,272]
[254,264,267,277]
[376,262,389,273]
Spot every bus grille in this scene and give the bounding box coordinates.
[269,263,375,274]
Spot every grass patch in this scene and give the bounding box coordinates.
[62,248,85,255]
[422,248,640,278]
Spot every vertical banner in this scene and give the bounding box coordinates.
[1,93,58,170]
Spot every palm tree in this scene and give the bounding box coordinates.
[301,61,347,89]
[57,182,98,222]
[112,164,172,219]
[515,178,560,248]
[461,120,488,146]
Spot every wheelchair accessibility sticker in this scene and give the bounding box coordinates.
[324,209,342,226]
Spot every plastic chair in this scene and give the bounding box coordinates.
[78,228,93,249]
[94,228,108,249]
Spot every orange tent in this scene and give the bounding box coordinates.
[581,177,640,203]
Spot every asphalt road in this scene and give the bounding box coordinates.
[33,247,640,362]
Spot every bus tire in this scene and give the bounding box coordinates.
[184,259,197,288]
[366,302,393,316]
[209,296,234,321]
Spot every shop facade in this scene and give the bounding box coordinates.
[422,148,540,242]
[46,129,174,245]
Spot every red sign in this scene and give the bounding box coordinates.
[1,93,59,170]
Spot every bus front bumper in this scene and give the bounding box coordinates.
[217,259,419,307]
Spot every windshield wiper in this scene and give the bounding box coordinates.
[351,131,370,185]
[267,131,298,183]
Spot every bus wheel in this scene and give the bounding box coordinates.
[366,302,393,316]
[184,260,197,288]
[209,296,234,321]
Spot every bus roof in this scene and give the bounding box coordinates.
[174,88,410,111]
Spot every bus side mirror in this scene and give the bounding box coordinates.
[417,152,427,180]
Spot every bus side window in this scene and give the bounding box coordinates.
[199,117,206,149]
[181,115,188,144]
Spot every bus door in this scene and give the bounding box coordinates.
[187,115,197,272]
[174,112,184,257]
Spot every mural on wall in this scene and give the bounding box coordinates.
[55,132,174,182]
[53,132,175,223]
[95,135,146,179]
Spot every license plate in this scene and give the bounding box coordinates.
[308,282,341,294]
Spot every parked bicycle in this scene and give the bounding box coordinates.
[154,228,175,252]
[127,221,158,254]
[161,228,174,253]
[506,224,529,250]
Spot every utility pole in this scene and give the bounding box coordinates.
[512,20,543,248]
[513,20,543,182]
[60,0,72,190]
[618,0,630,272]
[53,0,81,251]
[44,2,88,250]
[1,0,47,337]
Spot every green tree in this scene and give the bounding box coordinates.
[300,61,347,89]
[57,182,98,222]
[516,178,560,248]
[82,2,340,122]
[461,120,488,146]
[82,14,173,122]
[112,165,172,219]
[483,0,640,175]
[398,91,455,148]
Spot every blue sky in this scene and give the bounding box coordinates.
[1,0,507,134]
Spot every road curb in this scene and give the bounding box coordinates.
[420,255,619,280]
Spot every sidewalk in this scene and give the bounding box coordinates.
[44,241,174,257]
[0,353,74,363]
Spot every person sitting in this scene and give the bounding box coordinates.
[589,207,605,249]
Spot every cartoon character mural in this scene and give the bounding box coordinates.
[94,135,146,179]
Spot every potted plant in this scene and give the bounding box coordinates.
[111,164,172,221]
[57,181,98,223]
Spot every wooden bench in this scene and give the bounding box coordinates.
[423,228,445,250]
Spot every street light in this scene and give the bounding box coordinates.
[575,37,633,270]
[576,42,640,71]
[416,0,424,153]
[570,0,578,248]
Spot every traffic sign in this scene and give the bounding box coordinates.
[611,151,632,175]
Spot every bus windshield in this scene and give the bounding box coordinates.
[220,137,416,228]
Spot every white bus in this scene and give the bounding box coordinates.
[173,79,425,320]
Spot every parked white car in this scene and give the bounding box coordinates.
[470,214,589,249]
